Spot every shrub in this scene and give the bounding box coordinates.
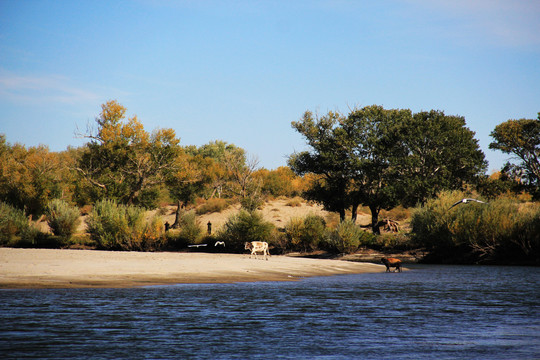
[375,232,410,250]
[302,214,327,251]
[328,220,374,254]
[286,197,303,207]
[195,198,230,215]
[0,202,43,245]
[86,200,154,251]
[380,206,411,221]
[0,202,30,244]
[45,199,80,239]
[269,228,288,254]
[142,215,166,251]
[510,204,540,262]
[411,190,540,264]
[86,200,129,250]
[240,196,264,212]
[284,217,304,250]
[217,210,274,251]
[176,211,204,246]
[283,214,331,252]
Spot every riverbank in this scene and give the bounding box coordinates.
[0,248,386,289]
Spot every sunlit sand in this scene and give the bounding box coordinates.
[0,248,385,289]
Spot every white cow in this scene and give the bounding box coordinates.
[244,241,270,260]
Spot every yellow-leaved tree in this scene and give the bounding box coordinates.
[76,100,181,207]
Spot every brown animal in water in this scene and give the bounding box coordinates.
[381,257,402,272]
[244,241,270,260]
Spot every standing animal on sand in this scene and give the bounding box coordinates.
[381,257,402,272]
[244,241,270,260]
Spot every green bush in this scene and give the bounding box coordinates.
[217,210,274,251]
[45,199,80,239]
[284,214,327,252]
[328,220,374,254]
[240,196,264,212]
[510,204,540,262]
[375,232,410,250]
[411,190,540,264]
[0,202,42,245]
[302,214,327,251]
[0,202,29,244]
[284,217,304,250]
[86,200,152,251]
[176,211,204,246]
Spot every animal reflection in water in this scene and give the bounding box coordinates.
[381,257,402,272]
[244,241,270,260]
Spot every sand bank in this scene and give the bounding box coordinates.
[0,248,385,289]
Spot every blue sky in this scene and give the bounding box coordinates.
[1,0,539,172]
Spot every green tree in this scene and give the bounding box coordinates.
[289,111,355,222]
[342,106,412,233]
[76,100,180,206]
[489,114,540,198]
[395,110,487,206]
[290,105,487,234]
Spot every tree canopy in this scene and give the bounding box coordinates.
[290,105,487,233]
[76,100,181,206]
[489,114,540,198]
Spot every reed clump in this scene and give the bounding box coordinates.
[411,190,540,264]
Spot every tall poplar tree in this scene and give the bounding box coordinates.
[76,100,180,206]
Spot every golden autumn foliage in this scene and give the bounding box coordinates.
[76,100,180,206]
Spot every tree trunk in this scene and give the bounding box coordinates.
[339,208,346,222]
[351,203,359,224]
[172,200,182,228]
[126,177,144,205]
[370,205,381,235]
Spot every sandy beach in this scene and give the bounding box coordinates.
[0,248,385,289]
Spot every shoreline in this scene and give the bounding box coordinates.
[0,248,386,289]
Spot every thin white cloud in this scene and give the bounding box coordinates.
[0,72,100,105]
[402,0,540,48]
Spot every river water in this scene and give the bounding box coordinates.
[1,265,539,359]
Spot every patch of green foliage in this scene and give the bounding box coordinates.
[327,219,375,254]
[411,191,540,264]
[170,210,204,248]
[284,214,327,252]
[217,210,274,251]
[86,199,165,251]
[45,199,80,240]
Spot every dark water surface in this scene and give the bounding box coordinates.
[1,265,539,359]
